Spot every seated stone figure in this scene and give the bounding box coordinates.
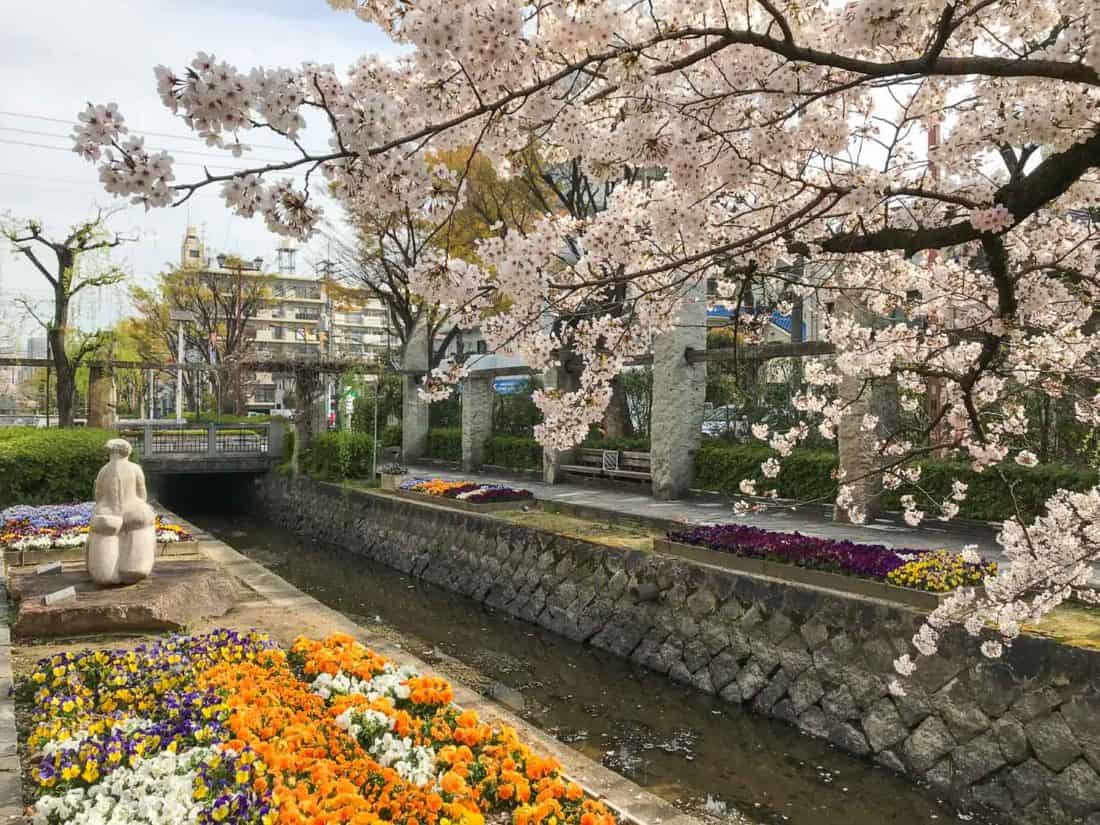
[87,438,156,585]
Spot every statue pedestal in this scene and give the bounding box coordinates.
[10,561,238,639]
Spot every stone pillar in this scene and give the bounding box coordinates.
[268,418,286,460]
[833,294,900,524]
[87,365,117,429]
[541,362,578,484]
[650,280,708,500]
[401,319,431,462]
[461,374,494,472]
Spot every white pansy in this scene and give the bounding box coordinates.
[33,745,213,825]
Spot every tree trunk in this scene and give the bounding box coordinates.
[48,316,76,428]
[292,368,321,475]
[602,374,635,438]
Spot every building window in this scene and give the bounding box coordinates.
[274,327,285,340]
[188,249,200,258]
[476,340,488,354]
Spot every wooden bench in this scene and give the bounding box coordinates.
[559,448,606,476]
[561,448,652,482]
[609,450,651,481]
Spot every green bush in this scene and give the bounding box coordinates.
[303,431,375,481]
[0,428,115,507]
[484,435,542,470]
[583,435,651,452]
[382,424,402,448]
[427,427,462,462]
[184,412,271,424]
[694,444,1099,522]
[694,443,837,502]
[882,459,1098,523]
[430,396,461,428]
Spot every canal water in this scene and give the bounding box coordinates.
[180,505,985,825]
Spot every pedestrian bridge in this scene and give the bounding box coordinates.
[116,420,286,474]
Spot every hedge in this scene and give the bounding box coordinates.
[693,444,1099,523]
[483,435,542,471]
[382,424,403,448]
[0,428,115,508]
[427,427,462,462]
[583,435,651,452]
[303,431,375,481]
[881,459,1098,523]
[694,443,837,503]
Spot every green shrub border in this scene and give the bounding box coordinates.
[427,427,462,462]
[0,428,114,508]
[694,444,1098,523]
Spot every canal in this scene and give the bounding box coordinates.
[177,500,986,825]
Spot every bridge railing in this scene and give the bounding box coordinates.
[116,421,284,460]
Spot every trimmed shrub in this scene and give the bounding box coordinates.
[427,427,462,462]
[882,459,1098,523]
[694,443,1099,523]
[694,443,837,502]
[0,428,114,508]
[303,432,375,481]
[483,435,542,470]
[382,424,403,448]
[583,435,651,452]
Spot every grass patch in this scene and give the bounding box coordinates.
[496,509,659,552]
[1025,603,1100,651]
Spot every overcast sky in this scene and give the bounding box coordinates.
[0,0,401,334]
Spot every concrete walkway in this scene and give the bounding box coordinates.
[407,463,1004,557]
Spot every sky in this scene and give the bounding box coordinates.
[0,0,402,340]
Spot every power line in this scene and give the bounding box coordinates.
[0,139,310,174]
[0,126,295,164]
[0,109,321,152]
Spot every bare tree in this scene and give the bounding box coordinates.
[2,212,132,427]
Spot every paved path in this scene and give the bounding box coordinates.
[407,464,1004,556]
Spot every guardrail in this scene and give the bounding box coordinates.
[115,421,284,460]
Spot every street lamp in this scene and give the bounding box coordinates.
[169,310,195,423]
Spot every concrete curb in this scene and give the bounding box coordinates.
[0,557,25,820]
[188,526,728,825]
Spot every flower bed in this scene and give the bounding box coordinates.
[1,502,193,552]
[399,478,535,504]
[666,524,996,594]
[22,629,618,825]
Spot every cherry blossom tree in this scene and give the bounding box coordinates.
[72,0,1100,672]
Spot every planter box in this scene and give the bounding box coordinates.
[652,537,945,611]
[3,540,198,568]
[379,473,405,491]
[391,489,536,513]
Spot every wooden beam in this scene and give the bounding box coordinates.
[686,341,836,364]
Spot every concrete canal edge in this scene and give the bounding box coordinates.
[0,556,21,818]
[178,516,719,825]
[255,474,1100,825]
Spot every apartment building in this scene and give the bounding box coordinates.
[179,227,391,413]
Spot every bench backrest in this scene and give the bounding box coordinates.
[575,448,605,465]
[620,450,651,470]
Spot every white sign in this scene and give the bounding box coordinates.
[43,586,77,605]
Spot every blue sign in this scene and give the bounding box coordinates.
[493,376,529,395]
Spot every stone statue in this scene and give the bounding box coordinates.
[87,438,156,585]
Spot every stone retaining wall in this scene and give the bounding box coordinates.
[256,475,1100,825]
